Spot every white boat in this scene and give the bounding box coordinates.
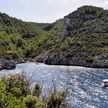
[101,79,108,88]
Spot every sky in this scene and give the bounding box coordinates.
[0,0,108,23]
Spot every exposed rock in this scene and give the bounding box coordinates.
[39,51,108,68]
[0,59,16,70]
[34,51,50,63]
[62,5,108,39]
[15,58,25,64]
[44,52,87,66]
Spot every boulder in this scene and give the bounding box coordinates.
[0,59,16,70]
[15,58,25,64]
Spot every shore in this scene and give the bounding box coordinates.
[1,56,108,70]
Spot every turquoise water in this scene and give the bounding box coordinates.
[0,62,108,108]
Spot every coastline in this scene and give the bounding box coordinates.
[1,57,108,70]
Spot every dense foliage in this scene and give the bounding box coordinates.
[0,12,63,60]
[43,6,108,67]
[0,5,108,67]
[0,74,67,108]
[54,6,108,54]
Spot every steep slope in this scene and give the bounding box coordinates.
[1,5,108,67]
[0,12,46,60]
[0,12,63,62]
[43,6,108,67]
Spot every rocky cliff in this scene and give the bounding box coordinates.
[62,6,108,38]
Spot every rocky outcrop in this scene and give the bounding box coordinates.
[42,52,108,68]
[15,58,25,64]
[62,6,108,39]
[34,51,50,63]
[0,59,16,70]
[45,52,87,66]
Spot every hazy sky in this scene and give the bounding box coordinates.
[0,0,108,23]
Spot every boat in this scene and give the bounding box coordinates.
[101,79,108,88]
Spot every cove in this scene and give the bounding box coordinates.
[0,62,108,108]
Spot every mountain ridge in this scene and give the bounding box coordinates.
[41,5,108,68]
[0,5,108,68]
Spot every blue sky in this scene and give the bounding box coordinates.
[0,0,108,23]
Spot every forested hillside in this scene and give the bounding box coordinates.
[1,5,108,67]
[43,6,108,67]
[0,12,63,61]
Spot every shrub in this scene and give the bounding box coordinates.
[0,74,68,108]
[0,92,5,108]
[47,92,67,108]
[84,55,94,63]
[0,81,6,91]
[10,87,22,97]
[32,84,42,97]
[2,74,30,96]
[23,95,38,108]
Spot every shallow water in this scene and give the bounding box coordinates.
[0,62,108,108]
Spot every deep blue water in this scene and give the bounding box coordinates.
[0,62,108,108]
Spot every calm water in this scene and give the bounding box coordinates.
[0,62,108,108]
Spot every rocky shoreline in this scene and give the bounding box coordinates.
[0,58,26,70]
[0,59,16,70]
[1,56,108,70]
[34,51,108,68]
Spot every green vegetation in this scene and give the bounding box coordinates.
[0,12,63,60]
[83,55,94,63]
[54,6,108,54]
[0,5,108,66]
[45,6,108,66]
[0,74,67,108]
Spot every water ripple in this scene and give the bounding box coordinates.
[0,62,108,108]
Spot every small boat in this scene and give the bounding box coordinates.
[101,79,108,88]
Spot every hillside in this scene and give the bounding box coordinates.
[1,5,108,67]
[42,6,108,68]
[0,12,63,62]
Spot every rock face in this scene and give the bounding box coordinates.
[0,59,16,70]
[35,51,108,68]
[45,52,87,66]
[62,6,108,39]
